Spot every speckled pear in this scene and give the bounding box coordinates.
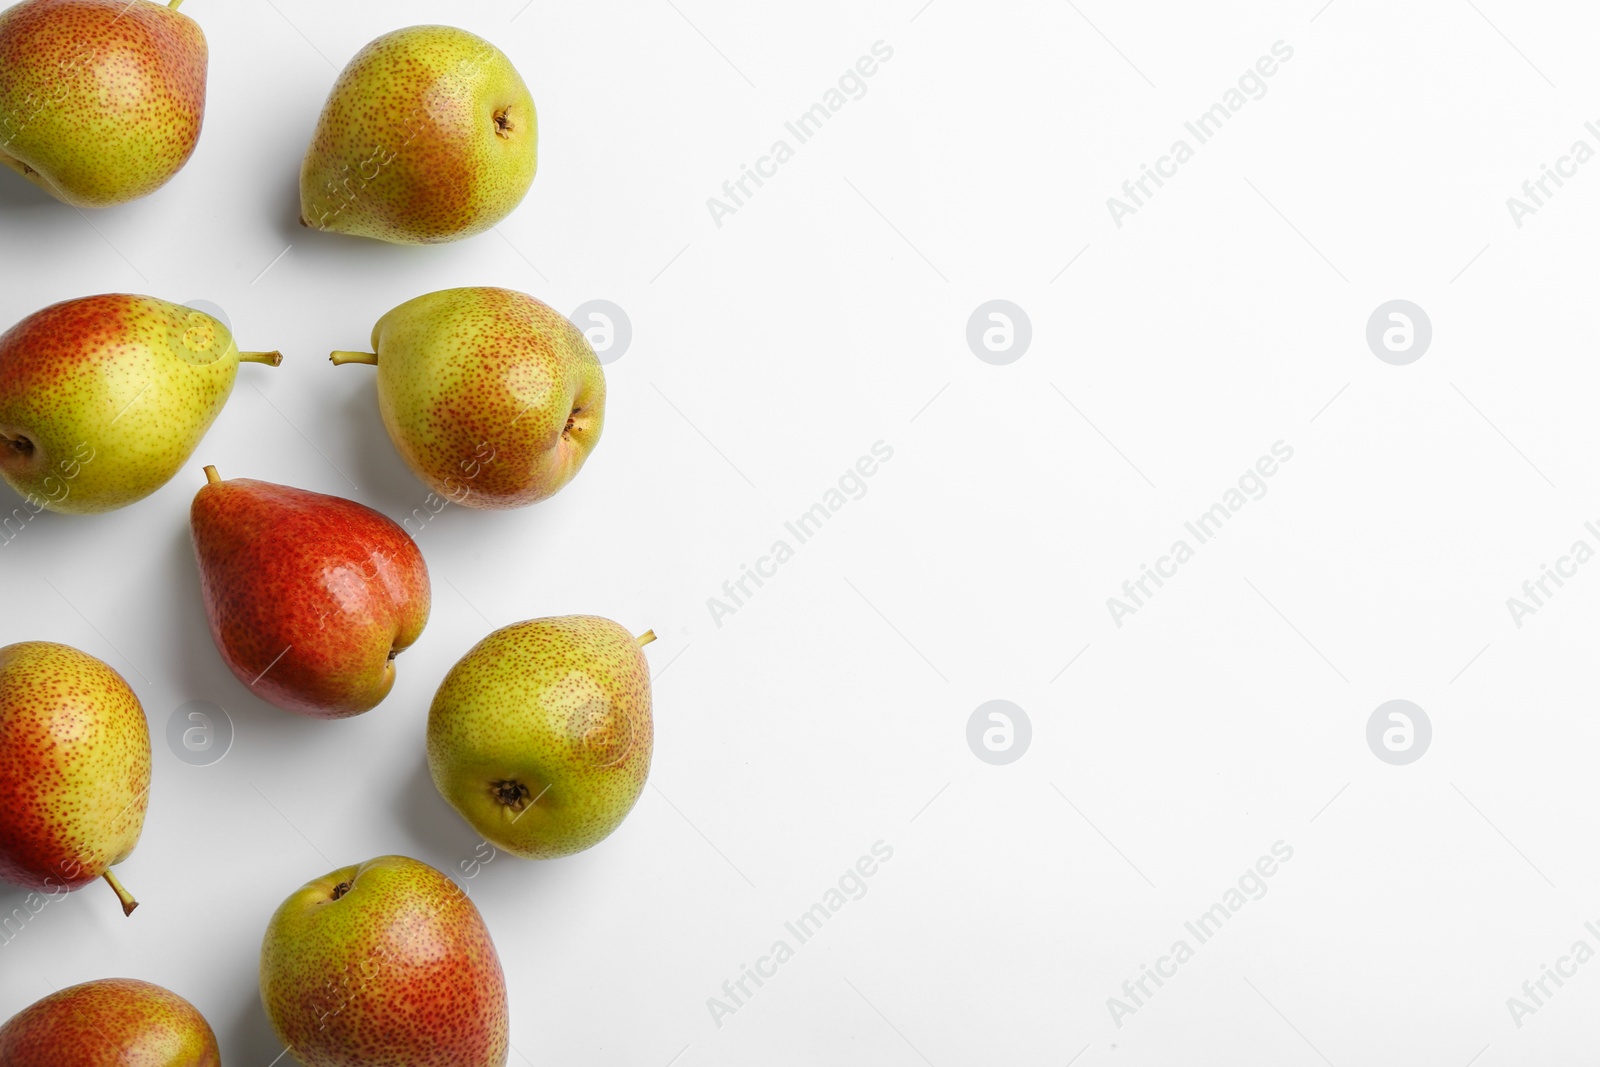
[0,0,207,207]
[0,294,280,514]
[190,466,431,719]
[427,616,654,859]
[260,855,509,1067]
[0,642,150,916]
[331,287,603,509]
[300,25,536,243]
[0,979,219,1066]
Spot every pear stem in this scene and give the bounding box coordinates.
[203,465,221,485]
[635,630,657,648]
[329,351,379,367]
[103,870,138,916]
[238,351,282,367]
[168,0,183,8]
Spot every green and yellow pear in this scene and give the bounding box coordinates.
[332,287,603,509]
[300,26,537,243]
[0,642,150,916]
[0,294,280,513]
[428,616,654,859]
[0,978,219,1066]
[260,855,509,1067]
[0,0,208,207]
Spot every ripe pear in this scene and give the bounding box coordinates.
[0,642,149,916]
[428,616,654,859]
[332,288,603,509]
[260,855,509,1067]
[0,0,207,207]
[300,26,536,243]
[0,294,280,514]
[0,978,219,1066]
[190,465,431,718]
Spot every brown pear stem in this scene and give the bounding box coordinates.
[330,351,379,367]
[103,870,138,916]
[203,465,221,485]
[238,351,282,367]
[635,630,657,648]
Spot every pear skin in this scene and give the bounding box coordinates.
[191,467,431,719]
[300,25,536,243]
[0,642,150,916]
[0,294,279,514]
[0,978,219,1066]
[332,287,603,510]
[427,617,653,859]
[0,0,207,207]
[260,855,509,1067]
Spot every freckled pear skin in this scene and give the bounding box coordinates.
[260,855,509,1067]
[0,978,220,1067]
[428,617,654,860]
[0,0,207,207]
[332,287,604,510]
[300,25,536,244]
[0,294,280,514]
[190,467,431,719]
[0,642,149,916]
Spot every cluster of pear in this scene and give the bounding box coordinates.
[0,2,653,1065]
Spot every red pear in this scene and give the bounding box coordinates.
[190,466,429,718]
[0,978,219,1066]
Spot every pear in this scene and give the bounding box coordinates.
[260,855,509,1067]
[0,978,219,1066]
[0,642,149,916]
[0,294,280,514]
[300,26,536,244]
[332,287,603,509]
[428,616,654,859]
[190,465,431,718]
[0,0,207,207]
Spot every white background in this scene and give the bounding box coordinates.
[4,0,1600,1063]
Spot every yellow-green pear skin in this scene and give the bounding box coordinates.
[0,294,280,514]
[427,617,653,860]
[0,0,208,208]
[0,642,150,917]
[300,25,537,244]
[333,287,603,509]
[0,978,220,1066]
[260,855,509,1067]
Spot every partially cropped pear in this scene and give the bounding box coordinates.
[0,294,279,513]
[300,26,536,243]
[261,855,509,1067]
[333,288,603,509]
[0,978,219,1066]
[0,0,207,207]
[428,616,654,859]
[0,642,149,916]
[191,466,430,719]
